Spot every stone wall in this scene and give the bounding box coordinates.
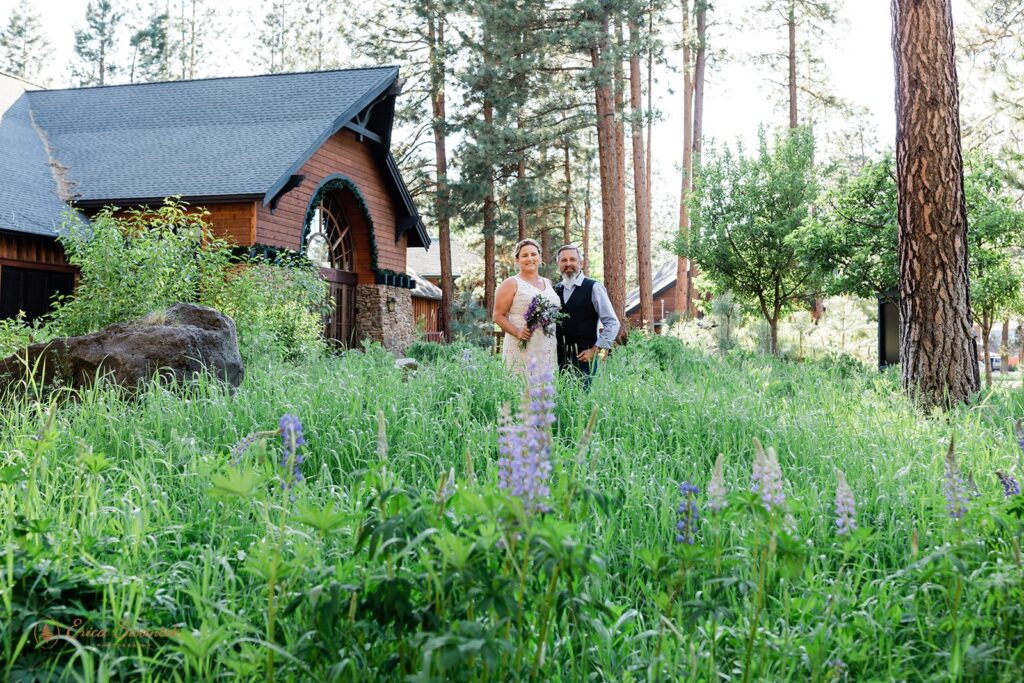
[356,284,414,355]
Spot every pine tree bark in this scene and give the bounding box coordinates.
[517,118,528,241]
[630,18,653,330]
[427,11,453,343]
[788,0,798,129]
[563,138,572,245]
[892,0,979,408]
[591,11,627,328]
[483,96,496,325]
[689,0,707,318]
[676,0,693,320]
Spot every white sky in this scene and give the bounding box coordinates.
[1,0,990,247]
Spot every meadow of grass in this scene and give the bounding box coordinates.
[2,335,1022,681]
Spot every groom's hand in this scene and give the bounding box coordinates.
[577,347,598,362]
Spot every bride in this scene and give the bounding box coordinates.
[493,239,560,381]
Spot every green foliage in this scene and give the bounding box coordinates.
[1,335,1023,680]
[0,312,38,358]
[450,290,493,347]
[794,154,898,301]
[0,0,52,83]
[685,127,823,350]
[71,0,123,86]
[42,198,329,362]
[47,200,231,337]
[799,152,1024,326]
[205,256,329,362]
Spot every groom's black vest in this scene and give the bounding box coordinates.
[555,278,599,364]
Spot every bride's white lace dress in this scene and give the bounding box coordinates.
[501,275,560,381]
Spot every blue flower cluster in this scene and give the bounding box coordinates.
[676,481,700,544]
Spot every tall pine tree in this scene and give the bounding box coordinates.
[72,0,124,86]
[0,0,52,84]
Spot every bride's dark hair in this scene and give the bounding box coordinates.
[514,238,542,259]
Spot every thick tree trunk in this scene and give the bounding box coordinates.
[893,0,979,408]
[676,1,693,320]
[788,1,797,129]
[428,13,453,343]
[769,317,779,355]
[1001,318,1010,376]
[563,139,572,245]
[583,147,592,270]
[629,19,653,331]
[591,13,627,327]
[517,124,528,241]
[645,7,654,231]
[689,1,707,318]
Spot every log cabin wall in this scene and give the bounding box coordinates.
[627,284,679,327]
[0,232,71,269]
[255,129,405,283]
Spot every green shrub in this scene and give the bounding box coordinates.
[207,256,329,362]
[47,200,231,337]
[0,313,40,358]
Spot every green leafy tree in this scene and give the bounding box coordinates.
[799,152,1024,386]
[685,126,822,354]
[72,0,124,86]
[0,0,52,83]
[794,155,899,302]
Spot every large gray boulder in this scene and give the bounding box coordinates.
[0,303,244,394]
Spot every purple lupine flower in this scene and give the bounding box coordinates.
[278,414,306,490]
[834,470,856,537]
[943,439,968,520]
[676,481,700,544]
[751,439,786,512]
[230,432,265,466]
[496,358,555,513]
[707,453,727,513]
[996,470,1021,497]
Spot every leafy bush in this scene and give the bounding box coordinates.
[48,200,231,337]
[0,313,40,358]
[206,256,328,362]
[42,198,329,362]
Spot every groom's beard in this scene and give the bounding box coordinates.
[561,271,577,287]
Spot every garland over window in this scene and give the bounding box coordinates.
[300,175,414,289]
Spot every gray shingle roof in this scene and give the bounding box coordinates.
[0,89,75,237]
[625,260,679,316]
[25,67,399,203]
[407,234,481,278]
[409,269,441,300]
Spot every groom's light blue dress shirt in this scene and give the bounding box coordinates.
[560,272,620,350]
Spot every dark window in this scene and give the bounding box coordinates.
[0,266,75,323]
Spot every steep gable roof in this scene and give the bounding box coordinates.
[0,73,74,238]
[625,260,679,316]
[26,67,400,203]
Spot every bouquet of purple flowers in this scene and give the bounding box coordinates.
[521,294,567,349]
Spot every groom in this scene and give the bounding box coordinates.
[554,244,620,384]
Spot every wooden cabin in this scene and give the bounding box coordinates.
[0,67,429,353]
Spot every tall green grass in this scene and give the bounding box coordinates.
[1,337,1022,681]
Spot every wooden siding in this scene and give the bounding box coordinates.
[255,130,405,284]
[203,202,256,246]
[627,284,679,327]
[0,233,70,269]
[412,296,440,335]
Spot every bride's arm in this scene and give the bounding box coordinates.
[494,279,532,342]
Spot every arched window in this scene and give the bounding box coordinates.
[305,193,354,272]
